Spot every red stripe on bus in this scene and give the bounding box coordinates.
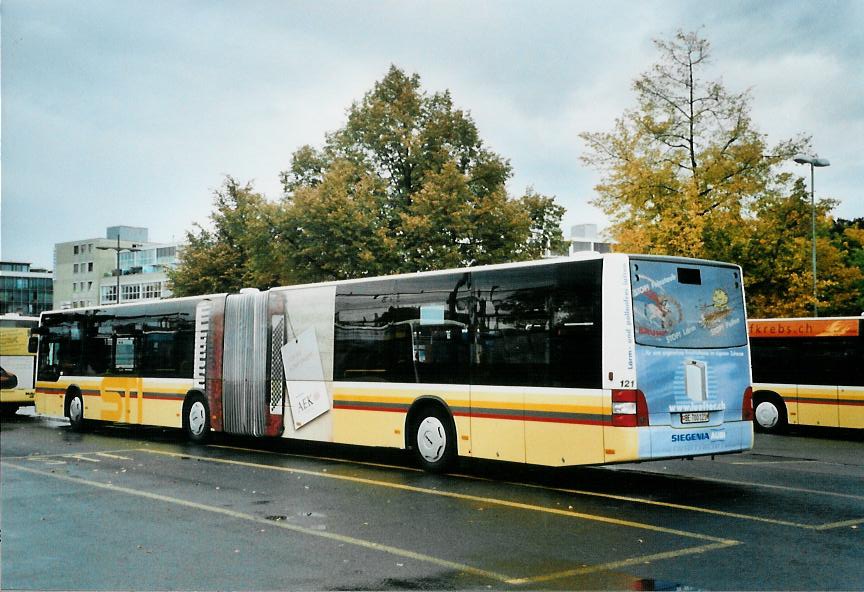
[457,411,609,426]
[332,404,406,414]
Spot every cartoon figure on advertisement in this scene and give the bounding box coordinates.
[701,287,732,334]
[636,289,683,337]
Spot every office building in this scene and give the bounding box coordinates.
[0,261,53,315]
[53,226,183,309]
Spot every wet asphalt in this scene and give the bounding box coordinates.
[1,409,862,590]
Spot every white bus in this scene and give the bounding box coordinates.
[34,254,753,470]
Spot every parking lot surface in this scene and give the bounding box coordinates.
[2,410,862,590]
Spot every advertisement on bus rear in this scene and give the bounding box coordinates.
[630,259,752,457]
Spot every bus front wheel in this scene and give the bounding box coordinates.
[410,405,456,473]
[754,393,787,434]
[67,391,87,432]
[183,393,211,444]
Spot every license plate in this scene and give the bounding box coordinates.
[681,412,709,424]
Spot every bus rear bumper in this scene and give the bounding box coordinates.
[646,420,754,459]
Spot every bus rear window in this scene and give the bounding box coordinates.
[631,260,747,348]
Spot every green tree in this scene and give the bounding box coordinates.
[830,218,864,314]
[169,178,291,296]
[731,178,861,317]
[580,30,860,316]
[280,65,565,280]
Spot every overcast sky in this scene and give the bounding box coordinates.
[3,0,862,269]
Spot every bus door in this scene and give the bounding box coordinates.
[630,259,751,458]
[221,289,282,437]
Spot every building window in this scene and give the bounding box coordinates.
[122,284,141,301]
[88,281,93,290]
[101,286,117,304]
[88,262,93,272]
[74,245,79,255]
[73,263,79,273]
[88,244,93,253]
[143,282,161,300]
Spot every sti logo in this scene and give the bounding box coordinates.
[671,432,710,443]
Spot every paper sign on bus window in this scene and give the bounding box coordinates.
[420,304,445,325]
[280,328,330,428]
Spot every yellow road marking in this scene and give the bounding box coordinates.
[3,462,513,584]
[509,541,738,585]
[813,518,864,531]
[670,474,864,502]
[66,455,100,463]
[207,444,424,472]
[502,481,817,530]
[94,452,133,460]
[731,460,821,465]
[210,443,862,532]
[4,460,735,586]
[142,448,735,545]
[2,448,140,461]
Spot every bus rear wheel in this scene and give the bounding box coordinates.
[410,405,456,473]
[183,394,211,444]
[754,394,787,434]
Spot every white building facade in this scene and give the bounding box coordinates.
[53,226,183,309]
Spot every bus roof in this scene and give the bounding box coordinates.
[38,253,743,315]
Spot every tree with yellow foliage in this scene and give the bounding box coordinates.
[581,30,861,316]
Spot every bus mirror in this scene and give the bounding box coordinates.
[28,335,39,354]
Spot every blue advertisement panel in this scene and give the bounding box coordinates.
[630,259,752,458]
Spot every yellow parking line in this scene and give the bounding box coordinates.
[731,460,820,465]
[208,443,860,532]
[141,448,735,545]
[674,475,864,502]
[66,455,100,463]
[94,452,133,460]
[813,518,864,531]
[2,448,140,462]
[509,541,738,585]
[3,462,513,584]
[505,481,821,530]
[207,444,423,472]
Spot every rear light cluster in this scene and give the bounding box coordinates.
[742,386,753,421]
[611,389,649,427]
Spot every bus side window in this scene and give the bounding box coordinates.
[751,341,800,385]
[334,280,398,382]
[392,273,471,385]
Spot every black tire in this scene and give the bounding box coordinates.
[754,393,788,434]
[1,403,20,417]
[410,405,456,473]
[183,393,211,444]
[67,391,87,432]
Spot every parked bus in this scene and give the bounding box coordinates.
[1,314,39,414]
[33,254,753,470]
[748,317,864,432]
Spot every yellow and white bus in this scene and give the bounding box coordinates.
[34,254,754,470]
[1,314,39,414]
[748,317,864,432]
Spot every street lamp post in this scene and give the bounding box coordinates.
[792,154,830,317]
[97,237,141,304]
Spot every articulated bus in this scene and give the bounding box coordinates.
[1,314,39,414]
[33,254,753,470]
[748,317,864,432]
